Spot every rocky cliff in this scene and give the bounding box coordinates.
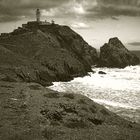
[0,23,98,86]
[99,37,140,68]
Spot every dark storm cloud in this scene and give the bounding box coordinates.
[111,16,119,20]
[0,0,68,9]
[0,0,70,22]
[0,15,21,22]
[128,42,140,46]
[87,0,140,18]
[0,0,140,23]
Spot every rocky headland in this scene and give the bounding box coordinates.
[0,23,140,140]
[0,22,98,86]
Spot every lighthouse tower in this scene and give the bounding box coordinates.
[36,9,41,22]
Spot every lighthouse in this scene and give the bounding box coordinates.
[36,9,41,22]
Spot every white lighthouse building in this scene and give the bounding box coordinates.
[22,9,53,29]
[36,9,41,22]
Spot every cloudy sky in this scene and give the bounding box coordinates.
[0,0,140,50]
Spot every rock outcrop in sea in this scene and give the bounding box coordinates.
[0,23,98,86]
[99,37,140,68]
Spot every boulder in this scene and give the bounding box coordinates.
[99,37,140,68]
[98,71,106,74]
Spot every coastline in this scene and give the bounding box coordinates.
[49,65,140,124]
[0,22,140,139]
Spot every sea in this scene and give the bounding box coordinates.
[49,65,140,123]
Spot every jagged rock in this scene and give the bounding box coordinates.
[0,24,98,85]
[99,37,140,68]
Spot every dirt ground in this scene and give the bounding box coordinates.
[0,81,140,140]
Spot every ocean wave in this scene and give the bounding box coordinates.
[49,65,140,122]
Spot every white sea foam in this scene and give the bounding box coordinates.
[49,65,140,122]
[92,99,135,109]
